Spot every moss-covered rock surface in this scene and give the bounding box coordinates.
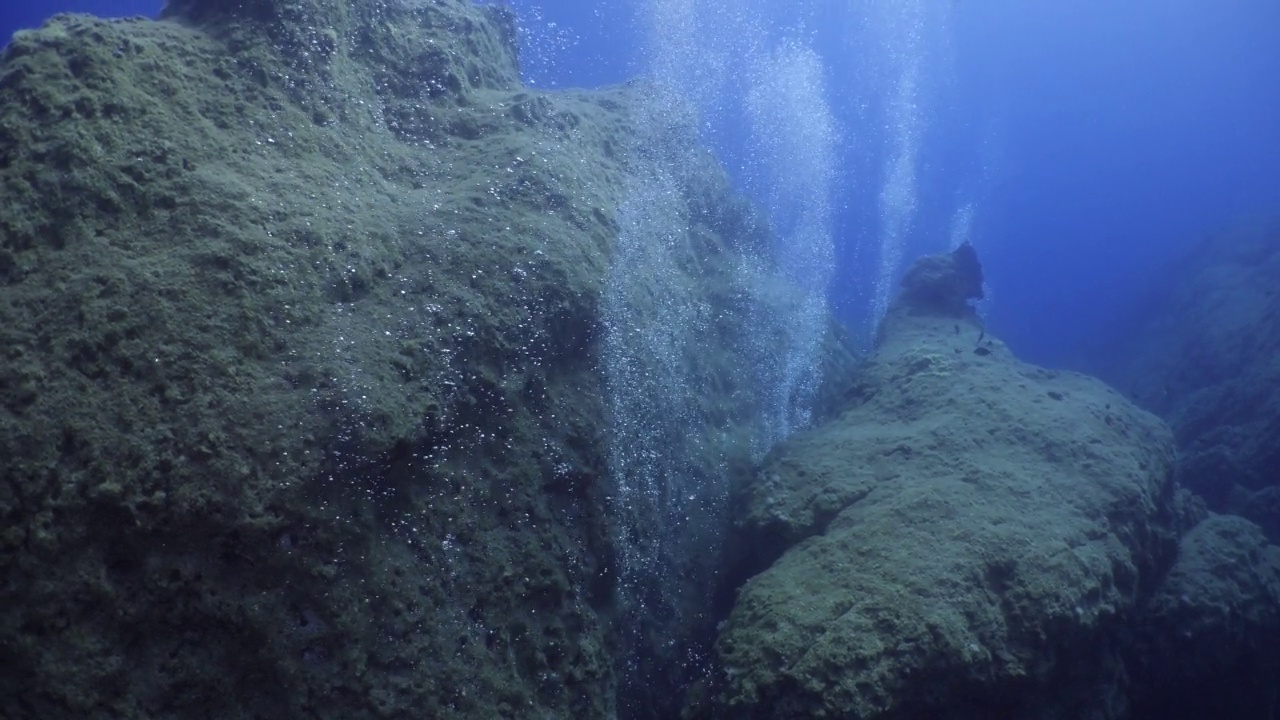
[0,1,845,717]
[703,246,1184,719]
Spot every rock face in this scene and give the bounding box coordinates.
[1085,216,1280,720]
[0,1,854,718]
[1129,514,1280,720]
[705,245,1182,719]
[0,5,614,718]
[1099,220,1280,542]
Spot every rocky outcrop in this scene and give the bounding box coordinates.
[1080,215,1280,720]
[894,241,984,318]
[1099,220,1280,542]
[0,5,615,717]
[702,245,1185,719]
[0,1,853,718]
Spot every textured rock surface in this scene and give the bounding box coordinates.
[0,1,855,717]
[0,7,616,718]
[894,241,984,318]
[705,247,1182,719]
[1100,219,1280,538]
[1084,215,1280,720]
[1129,514,1280,720]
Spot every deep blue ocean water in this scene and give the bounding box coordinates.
[519,0,1280,368]
[5,0,1279,367]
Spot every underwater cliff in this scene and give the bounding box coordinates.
[0,0,855,716]
[1096,219,1280,719]
[1103,220,1280,532]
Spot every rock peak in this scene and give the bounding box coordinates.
[877,242,985,346]
[895,241,984,317]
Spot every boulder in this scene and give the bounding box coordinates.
[706,246,1180,719]
[895,241,984,317]
[1129,514,1280,720]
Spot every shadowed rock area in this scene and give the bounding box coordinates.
[1101,219,1280,541]
[701,244,1191,719]
[0,0,857,717]
[1128,514,1280,719]
[1094,218,1280,719]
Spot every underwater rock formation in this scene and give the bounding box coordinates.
[0,0,854,717]
[894,241,984,318]
[1129,514,1280,719]
[702,245,1185,719]
[1093,220,1280,720]
[1100,220,1280,542]
[0,4,612,717]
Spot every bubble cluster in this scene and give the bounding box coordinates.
[744,39,838,444]
[600,1,842,709]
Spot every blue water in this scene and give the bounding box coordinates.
[521,0,1280,366]
[0,0,161,33]
[5,0,1279,366]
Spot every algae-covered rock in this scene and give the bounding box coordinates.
[0,0,830,717]
[706,246,1180,719]
[0,6,615,718]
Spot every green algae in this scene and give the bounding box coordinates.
[702,249,1183,720]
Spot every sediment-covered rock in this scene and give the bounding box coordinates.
[706,245,1182,719]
